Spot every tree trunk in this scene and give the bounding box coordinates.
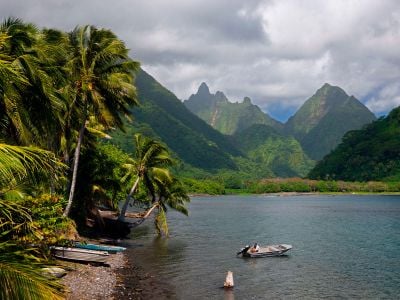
[126,202,159,228]
[118,176,140,222]
[63,122,86,217]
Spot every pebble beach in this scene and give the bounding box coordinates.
[60,251,175,300]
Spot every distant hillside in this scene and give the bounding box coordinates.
[184,83,282,135]
[233,124,315,177]
[308,106,400,181]
[285,83,376,160]
[110,69,241,171]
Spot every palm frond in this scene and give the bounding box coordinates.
[0,243,64,300]
[154,207,168,236]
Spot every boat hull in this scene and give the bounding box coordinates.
[51,247,109,264]
[74,243,126,254]
[240,244,292,258]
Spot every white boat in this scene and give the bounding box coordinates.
[237,244,292,257]
[51,246,109,264]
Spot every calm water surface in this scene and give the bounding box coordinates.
[125,195,400,299]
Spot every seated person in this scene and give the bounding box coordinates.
[250,242,260,253]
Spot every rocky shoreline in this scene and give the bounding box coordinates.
[60,252,125,299]
[59,251,175,299]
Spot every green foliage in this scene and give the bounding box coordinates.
[182,178,225,195]
[155,206,168,236]
[309,106,400,181]
[0,196,66,300]
[0,245,64,300]
[233,124,315,177]
[245,178,400,194]
[123,69,241,171]
[19,195,77,246]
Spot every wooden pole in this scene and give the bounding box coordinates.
[224,271,234,288]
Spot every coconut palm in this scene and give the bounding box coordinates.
[63,25,139,217]
[0,202,65,300]
[0,18,66,150]
[118,134,173,222]
[0,19,32,144]
[120,164,190,235]
[153,174,190,236]
[0,143,65,299]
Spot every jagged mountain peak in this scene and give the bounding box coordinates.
[243,97,252,104]
[314,83,350,107]
[198,82,210,95]
[285,83,376,160]
[184,84,282,135]
[215,91,228,103]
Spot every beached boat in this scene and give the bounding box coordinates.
[237,244,292,257]
[73,242,126,254]
[51,246,109,264]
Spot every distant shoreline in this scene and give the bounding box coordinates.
[189,191,400,197]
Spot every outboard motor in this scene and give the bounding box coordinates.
[237,245,251,256]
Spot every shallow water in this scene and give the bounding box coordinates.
[125,195,400,299]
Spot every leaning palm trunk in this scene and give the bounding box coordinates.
[126,202,159,228]
[63,121,86,217]
[118,176,140,222]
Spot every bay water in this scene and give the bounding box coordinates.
[125,195,400,299]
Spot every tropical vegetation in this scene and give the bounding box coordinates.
[0,14,398,300]
[309,106,400,181]
[0,17,190,299]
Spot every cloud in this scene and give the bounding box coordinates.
[2,0,400,120]
[365,82,400,113]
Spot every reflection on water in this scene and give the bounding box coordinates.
[126,195,400,299]
[223,289,235,300]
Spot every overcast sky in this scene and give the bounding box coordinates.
[2,0,400,121]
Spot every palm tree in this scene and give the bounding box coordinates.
[153,175,190,236]
[63,25,139,217]
[0,18,33,144]
[0,18,68,155]
[119,160,190,236]
[118,134,173,222]
[0,144,65,299]
[0,203,65,300]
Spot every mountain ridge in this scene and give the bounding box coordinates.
[184,82,283,135]
[185,82,376,161]
[284,83,377,160]
[309,106,400,181]
[110,69,241,171]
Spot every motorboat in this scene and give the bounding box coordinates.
[237,244,292,257]
[50,246,109,264]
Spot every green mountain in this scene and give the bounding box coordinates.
[308,106,400,181]
[285,83,376,160]
[233,124,315,177]
[111,69,241,171]
[184,83,283,135]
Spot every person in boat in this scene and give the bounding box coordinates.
[250,242,260,253]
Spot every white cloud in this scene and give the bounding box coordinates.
[1,0,400,120]
[365,82,400,113]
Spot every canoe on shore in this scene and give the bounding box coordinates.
[51,246,110,264]
[74,242,126,254]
